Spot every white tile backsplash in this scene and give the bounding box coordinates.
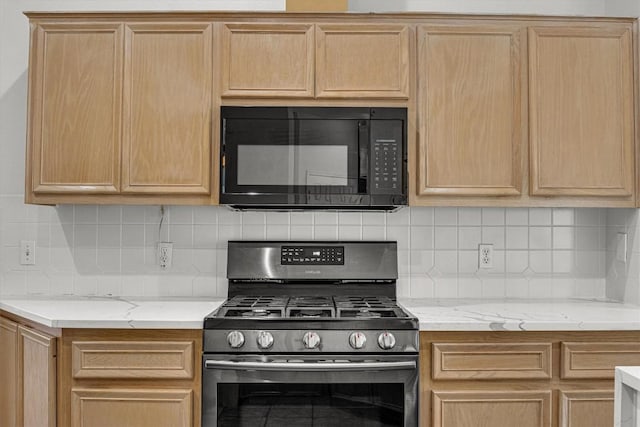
[0,202,615,299]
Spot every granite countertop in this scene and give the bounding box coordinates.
[0,296,226,329]
[1,296,640,331]
[399,298,640,331]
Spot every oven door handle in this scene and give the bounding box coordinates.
[204,360,416,372]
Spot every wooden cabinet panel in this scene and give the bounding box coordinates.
[122,23,212,194]
[561,342,640,379]
[221,23,314,97]
[18,326,56,427]
[529,25,634,197]
[417,25,524,197]
[432,391,552,427]
[0,318,18,427]
[559,390,613,427]
[316,24,409,98]
[72,340,194,379]
[29,23,122,194]
[71,389,192,427]
[432,342,552,380]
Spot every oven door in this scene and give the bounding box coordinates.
[202,354,418,427]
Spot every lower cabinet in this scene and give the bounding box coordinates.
[0,314,57,427]
[421,331,640,427]
[59,329,202,427]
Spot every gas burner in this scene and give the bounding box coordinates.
[219,296,287,318]
[289,309,332,318]
[286,296,335,318]
[355,309,382,318]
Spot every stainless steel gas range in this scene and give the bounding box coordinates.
[202,241,419,427]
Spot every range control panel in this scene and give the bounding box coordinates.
[281,246,344,265]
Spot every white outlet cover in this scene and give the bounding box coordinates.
[478,243,493,269]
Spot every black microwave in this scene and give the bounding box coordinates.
[219,106,407,210]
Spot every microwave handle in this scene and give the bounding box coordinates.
[205,359,415,372]
[358,120,369,181]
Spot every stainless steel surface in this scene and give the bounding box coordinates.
[205,359,416,372]
[227,241,398,281]
[205,329,418,353]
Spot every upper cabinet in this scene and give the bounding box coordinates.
[122,23,212,195]
[28,22,123,195]
[26,19,216,205]
[416,24,525,198]
[220,22,410,99]
[316,24,410,98]
[221,23,314,97]
[528,24,635,198]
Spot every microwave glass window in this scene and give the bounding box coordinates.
[237,145,349,186]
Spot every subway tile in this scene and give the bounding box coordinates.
[458,227,481,250]
[553,227,574,250]
[315,225,338,240]
[433,251,457,275]
[528,278,553,298]
[362,226,385,241]
[266,225,289,240]
[194,206,218,224]
[410,250,434,275]
[576,208,603,226]
[121,249,146,274]
[506,251,528,274]
[145,224,169,246]
[73,276,98,295]
[242,224,266,240]
[529,251,552,274]
[193,276,218,297]
[505,278,530,298]
[121,225,145,248]
[97,225,121,248]
[529,208,552,226]
[338,212,362,226]
[458,250,478,274]
[98,206,122,224]
[410,207,433,226]
[1,272,26,295]
[434,226,457,250]
[122,206,146,224]
[97,248,121,273]
[576,227,601,250]
[552,251,574,274]
[169,224,193,248]
[291,212,314,225]
[481,278,505,298]
[386,208,409,226]
[290,225,313,239]
[338,225,361,240]
[192,249,217,274]
[409,276,434,298]
[505,226,528,249]
[387,226,409,249]
[313,212,337,226]
[552,208,575,226]
[398,250,410,276]
[434,278,458,298]
[97,277,122,296]
[55,205,74,224]
[75,205,98,224]
[170,206,194,224]
[26,271,50,295]
[458,278,482,298]
[551,278,575,298]
[458,208,481,226]
[505,208,528,226]
[74,225,97,248]
[434,207,457,226]
[481,208,505,226]
[410,226,433,250]
[218,208,242,225]
[194,225,218,248]
[529,227,552,250]
[242,211,265,225]
[362,211,386,226]
[481,226,505,250]
[145,206,164,224]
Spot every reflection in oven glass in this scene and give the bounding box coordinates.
[217,383,403,427]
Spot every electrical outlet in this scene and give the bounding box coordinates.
[157,242,173,270]
[478,244,493,269]
[20,240,36,265]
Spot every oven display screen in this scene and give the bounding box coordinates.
[281,246,344,265]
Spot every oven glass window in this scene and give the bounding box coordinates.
[217,383,403,427]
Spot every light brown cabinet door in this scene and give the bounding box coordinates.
[71,389,192,427]
[0,318,18,427]
[221,23,314,98]
[559,390,613,427]
[122,23,213,194]
[316,24,409,98]
[529,24,634,197]
[433,390,552,427]
[28,23,123,194]
[417,25,525,197]
[18,326,56,427]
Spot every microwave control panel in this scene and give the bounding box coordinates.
[281,246,344,265]
[370,120,403,195]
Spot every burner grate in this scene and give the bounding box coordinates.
[334,296,400,318]
[286,296,335,318]
[221,296,288,318]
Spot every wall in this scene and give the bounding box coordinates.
[0,0,625,300]
[606,210,640,304]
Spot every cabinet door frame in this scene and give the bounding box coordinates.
[417,24,526,197]
[559,390,613,427]
[221,23,315,98]
[28,22,123,195]
[528,25,635,197]
[0,317,18,427]
[316,23,410,98]
[17,325,56,427]
[121,22,213,195]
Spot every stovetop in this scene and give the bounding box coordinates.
[214,295,408,320]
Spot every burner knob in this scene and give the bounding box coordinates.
[377,331,396,350]
[227,331,245,349]
[349,332,367,349]
[256,331,274,349]
[302,331,321,349]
